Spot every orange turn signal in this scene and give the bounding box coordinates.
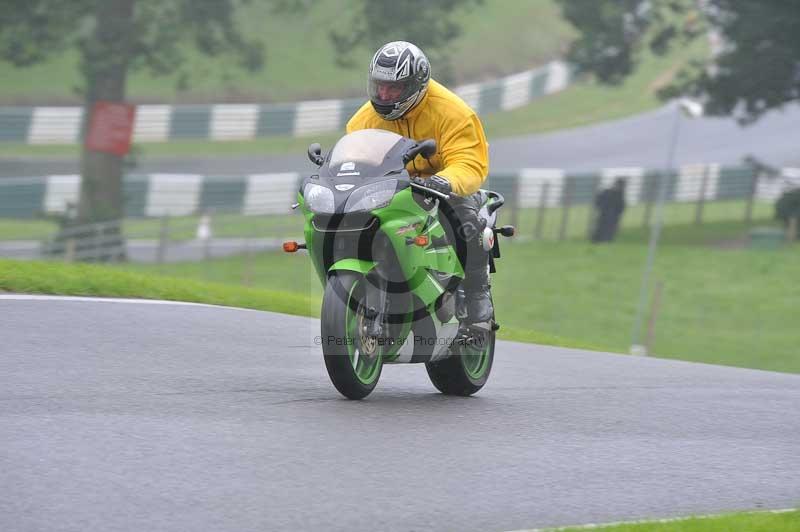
[413,235,429,247]
[283,241,299,252]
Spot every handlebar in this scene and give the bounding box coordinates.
[409,181,450,201]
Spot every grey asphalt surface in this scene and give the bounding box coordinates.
[2,102,799,178]
[2,296,798,532]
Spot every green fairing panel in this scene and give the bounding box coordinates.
[407,268,445,305]
[420,218,464,277]
[375,190,463,280]
[329,258,377,274]
[299,187,463,301]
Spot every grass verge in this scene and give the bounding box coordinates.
[0,257,592,353]
[0,258,317,318]
[547,509,799,532]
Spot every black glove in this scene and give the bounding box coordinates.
[411,175,452,195]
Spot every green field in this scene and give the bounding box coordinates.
[0,0,574,105]
[482,37,708,137]
[112,216,798,374]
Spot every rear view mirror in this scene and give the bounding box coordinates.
[418,139,436,159]
[307,143,324,166]
[402,138,437,164]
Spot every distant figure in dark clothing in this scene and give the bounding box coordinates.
[591,178,627,243]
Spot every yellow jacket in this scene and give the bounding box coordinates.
[346,79,489,196]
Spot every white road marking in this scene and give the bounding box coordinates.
[0,294,261,312]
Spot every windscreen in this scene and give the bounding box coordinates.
[329,129,404,168]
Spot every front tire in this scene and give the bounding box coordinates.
[321,273,383,399]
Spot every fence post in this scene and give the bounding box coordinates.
[558,177,572,241]
[511,174,520,239]
[744,169,759,224]
[196,210,213,261]
[694,165,709,225]
[534,182,549,240]
[587,175,600,240]
[93,222,102,262]
[156,216,170,264]
[64,238,76,263]
[788,216,798,243]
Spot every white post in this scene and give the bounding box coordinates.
[631,99,702,355]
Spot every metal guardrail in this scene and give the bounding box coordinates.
[1,166,797,221]
[2,164,796,264]
[0,62,573,144]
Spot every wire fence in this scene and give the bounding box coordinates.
[0,163,796,264]
[0,164,797,372]
[3,164,799,219]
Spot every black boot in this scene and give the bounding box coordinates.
[462,263,494,325]
[443,192,495,325]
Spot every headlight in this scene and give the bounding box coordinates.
[344,179,397,213]
[303,183,335,214]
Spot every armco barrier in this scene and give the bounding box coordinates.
[1,166,796,221]
[0,62,572,144]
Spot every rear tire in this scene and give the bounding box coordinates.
[425,322,495,396]
[321,273,382,400]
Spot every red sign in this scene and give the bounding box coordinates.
[85,101,136,156]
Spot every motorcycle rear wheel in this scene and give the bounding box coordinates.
[425,318,495,396]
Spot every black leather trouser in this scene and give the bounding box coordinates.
[440,192,490,289]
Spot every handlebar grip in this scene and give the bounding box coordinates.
[409,181,450,201]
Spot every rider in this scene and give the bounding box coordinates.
[346,40,493,326]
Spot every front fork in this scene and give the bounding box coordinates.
[362,273,388,337]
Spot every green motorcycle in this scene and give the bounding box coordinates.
[285,129,514,399]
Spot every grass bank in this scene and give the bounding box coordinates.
[0,1,573,105]
[483,37,708,138]
[0,10,705,158]
[0,258,317,318]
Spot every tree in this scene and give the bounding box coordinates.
[0,0,263,229]
[329,0,482,84]
[556,0,800,123]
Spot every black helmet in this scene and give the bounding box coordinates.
[368,41,431,121]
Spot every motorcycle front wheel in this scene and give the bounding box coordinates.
[321,273,383,400]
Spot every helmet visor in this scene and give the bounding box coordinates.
[368,79,415,107]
